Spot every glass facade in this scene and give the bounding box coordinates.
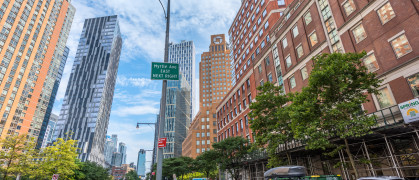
[163,75,191,159]
[168,41,196,118]
[137,149,146,176]
[54,15,122,165]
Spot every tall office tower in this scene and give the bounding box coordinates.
[41,113,59,148]
[119,142,127,164]
[111,134,118,151]
[54,15,122,165]
[111,152,122,167]
[37,46,70,148]
[217,0,294,143]
[163,75,191,159]
[0,0,75,141]
[137,149,146,177]
[168,40,195,117]
[182,34,232,158]
[104,135,114,165]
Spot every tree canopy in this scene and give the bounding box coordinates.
[212,136,250,180]
[249,82,292,167]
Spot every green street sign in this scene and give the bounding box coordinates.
[151,62,179,80]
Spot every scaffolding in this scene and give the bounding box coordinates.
[229,105,419,180]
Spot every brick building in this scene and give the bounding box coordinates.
[182,34,232,158]
[111,164,135,180]
[216,0,295,143]
[217,0,419,178]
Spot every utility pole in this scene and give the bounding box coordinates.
[156,0,170,179]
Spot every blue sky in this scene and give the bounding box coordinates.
[52,0,240,173]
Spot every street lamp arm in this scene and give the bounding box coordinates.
[158,0,167,18]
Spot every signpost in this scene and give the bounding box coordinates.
[398,98,419,124]
[51,174,59,180]
[151,62,179,80]
[158,138,167,148]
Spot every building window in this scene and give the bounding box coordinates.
[292,26,299,37]
[268,73,273,82]
[264,22,269,29]
[202,125,205,129]
[376,87,395,109]
[304,11,312,25]
[197,141,200,145]
[296,45,304,58]
[263,9,267,17]
[363,53,379,72]
[352,23,367,43]
[390,34,412,58]
[309,32,318,46]
[290,76,296,89]
[282,37,288,48]
[258,64,262,73]
[301,66,308,80]
[407,73,419,97]
[265,57,270,66]
[278,0,285,6]
[260,80,264,86]
[196,133,200,137]
[343,0,356,16]
[286,56,292,68]
[377,2,395,24]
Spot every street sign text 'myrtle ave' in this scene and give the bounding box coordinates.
[151,62,179,80]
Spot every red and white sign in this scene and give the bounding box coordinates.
[52,174,59,180]
[158,138,167,148]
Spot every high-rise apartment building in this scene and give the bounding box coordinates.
[182,34,232,158]
[216,0,419,177]
[104,135,114,165]
[0,0,75,143]
[168,40,195,117]
[37,46,70,148]
[137,149,146,177]
[40,113,58,148]
[163,75,191,159]
[111,152,123,167]
[217,0,294,143]
[54,15,122,165]
[119,142,127,165]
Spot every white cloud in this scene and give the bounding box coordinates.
[116,76,155,88]
[112,105,159,117]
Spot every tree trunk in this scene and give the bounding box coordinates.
[285,141,292,165]
[344,138,359,179]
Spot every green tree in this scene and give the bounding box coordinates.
[212,137,250,180]
[249,82,292,167]
[194,150,218,178]
[125,170,140,180]
[0,135,38,179]
[289,52,380,179]
[162,156,194,179]
[33,138,79,179]
[73,161,112,180]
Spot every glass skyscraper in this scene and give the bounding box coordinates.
[163,75,191,159]
[54,15,122,165]
[168,41,195,118]
[137,149,146,177]
[119,142,127,165]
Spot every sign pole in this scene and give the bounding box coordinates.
[156,0,170,179]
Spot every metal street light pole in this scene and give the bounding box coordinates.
[156,0,170,179]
